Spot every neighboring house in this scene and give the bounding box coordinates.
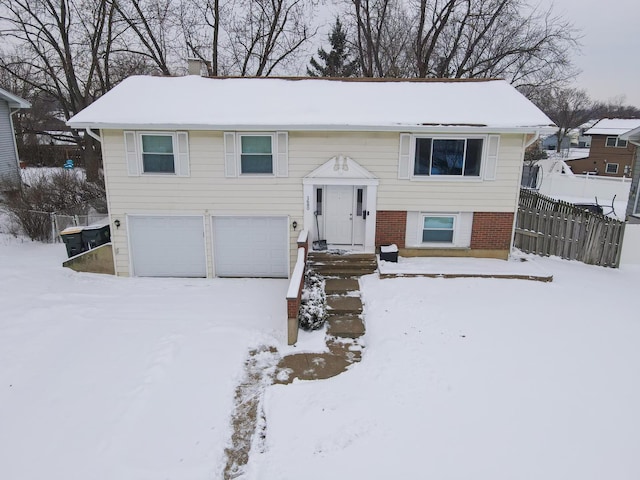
[619,126,640,223]
[541,133,572,151]
[67,76,554,278]
[0,88,30,187]
[566,119,640,177]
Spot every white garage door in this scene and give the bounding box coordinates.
[213,216,288,278]
[128,215,206,277]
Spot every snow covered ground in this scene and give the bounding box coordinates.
[0,235,287,480]
[2,235,640,480]
[246,256,640,480]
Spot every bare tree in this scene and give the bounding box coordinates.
[0,0,120,179]
[350,0,413,77]
[347,0,578,86]
[531,87,593,152]
[226,0,316,76]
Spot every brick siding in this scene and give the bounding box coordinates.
[470,212,514,250]
[375,210,407,248]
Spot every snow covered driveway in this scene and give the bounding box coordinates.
[247,257,640,480]
[0,237,287,480]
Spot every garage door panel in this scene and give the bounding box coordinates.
[129,216,206,277]
[213,216,288,278]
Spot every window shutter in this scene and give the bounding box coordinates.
[483,135,500,181]
[124,131,139,176]
[224,132,237,177]
[176,132,189,176]
[276,131,288,177]
[398,133,412,179]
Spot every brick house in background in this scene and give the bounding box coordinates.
[566,119,640,177]
[67,76,553,278]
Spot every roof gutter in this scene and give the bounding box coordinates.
[66,122,556,135]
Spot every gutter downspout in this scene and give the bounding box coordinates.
[9,109,23,179]
[510,129,543,257]
[85,128,101,143]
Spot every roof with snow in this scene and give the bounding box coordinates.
[0,87,30,109]
[67,76,554,132]
[585,118,640,136]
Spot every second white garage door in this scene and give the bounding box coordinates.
[128,215,206,277]
[212,216,289,278]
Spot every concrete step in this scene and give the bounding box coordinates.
[308,253,376,262]
[327,295,363,314]
[327,315,365,339]
[325,278,360,295]
[312,264,377,276]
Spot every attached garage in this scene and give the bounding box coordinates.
[128,215,206,277]
[212,216,289,278]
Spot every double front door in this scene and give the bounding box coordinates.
[321,185,367,246]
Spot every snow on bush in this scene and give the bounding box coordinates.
[298,269,327,331]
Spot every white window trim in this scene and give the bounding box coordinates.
[419,213,458,246]
[605,162,619,174]
[237,133,276,176]
[137,132,177,175]
[409,134,488,181]
[605,136,628,148]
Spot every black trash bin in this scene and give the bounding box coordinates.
[60,227,87,258]
[81,223,111,249]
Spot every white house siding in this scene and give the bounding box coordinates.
[289,132,524,213]
[101,130,526,276]
[0,99,20,184]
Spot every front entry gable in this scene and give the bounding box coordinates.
[303,155,378,185]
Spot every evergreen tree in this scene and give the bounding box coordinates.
[307,18,359,77]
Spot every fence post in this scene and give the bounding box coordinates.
[50,213,56,243]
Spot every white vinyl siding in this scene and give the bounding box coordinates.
[0,99,20,184]
[101,130,524,276]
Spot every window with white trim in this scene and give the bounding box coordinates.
[239,134,274,174]
[605,162,619,174]
[140,133,176,173]
[422,215,455,243]
[605,136,628,148]
[414,137,483,177]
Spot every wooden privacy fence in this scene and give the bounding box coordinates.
[515,189,625,267]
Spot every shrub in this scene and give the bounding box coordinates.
[0,169,106,241]
[298,269,327,331]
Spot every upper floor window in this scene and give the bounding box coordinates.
[240,134,273,174]
[124,131,189,177]
[141,134,175,173]
[605,136,628,148]
[414,138,483,177]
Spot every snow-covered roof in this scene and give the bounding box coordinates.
[0,87,30,109]
[585,118,640,136]
[67,76,554,132]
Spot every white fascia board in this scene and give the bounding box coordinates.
[619,126,640,141]
[0,89,30,109]
[66,122,556,135]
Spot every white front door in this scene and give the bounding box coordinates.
[324,186,366,246]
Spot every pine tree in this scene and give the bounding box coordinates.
[307,18,359,77]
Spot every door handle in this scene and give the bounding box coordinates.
[363,210,369,219]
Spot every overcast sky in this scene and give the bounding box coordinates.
[548,0,640,106]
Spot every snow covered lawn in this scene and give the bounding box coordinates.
[0,236,287,480]
[247,257,640,480]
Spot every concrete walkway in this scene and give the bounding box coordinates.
[274,252,377,384]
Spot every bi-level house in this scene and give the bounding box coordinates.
[67,76,553,278]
